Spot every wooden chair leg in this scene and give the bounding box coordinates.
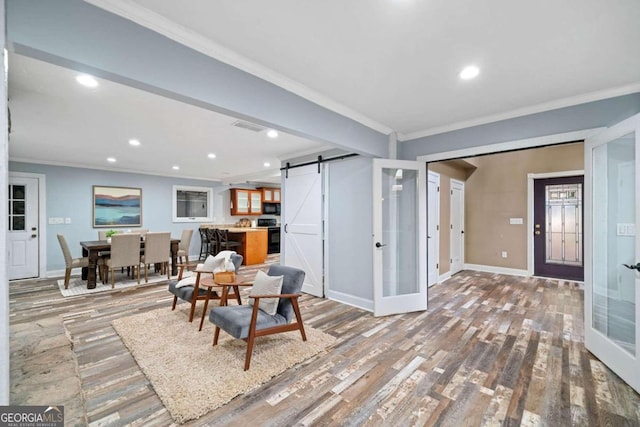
[144,264,149,283]
[64,268,71,289]
[166,261,170,279]
[136,265,140,284]
[171,296,178,310]
[111,268,115,289]
[213,326,220,345]
[188,299,197,322]
[291,297,307,341]
[244,303,261,371]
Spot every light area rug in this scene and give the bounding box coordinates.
[112,304,336,424]
[57,271,179,297]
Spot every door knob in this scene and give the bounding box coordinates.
[375,242,386,248]
[623,263,640,271]
[31,234,37,238]
[534,230,541,236]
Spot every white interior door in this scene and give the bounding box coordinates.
[428,171,440,286]
[585,112,640,393]
[8,176,39,280]
[373,159,427,316]
[450,179,465,275]
[283,164,324,297]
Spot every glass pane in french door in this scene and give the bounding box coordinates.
[381,167,418,297]
[592,132,636,355]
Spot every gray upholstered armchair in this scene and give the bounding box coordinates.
[208,265,307,370]
[168,253,243,322]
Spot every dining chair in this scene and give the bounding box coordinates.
[177,228,194,265]
[140,232,171,282]
[104,233,141,288]
[57,234,103,289]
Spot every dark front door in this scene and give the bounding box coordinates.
[534,175,584,281]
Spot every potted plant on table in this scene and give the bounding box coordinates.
[105,229,118,243]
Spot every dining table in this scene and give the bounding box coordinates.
[80,238,180,289]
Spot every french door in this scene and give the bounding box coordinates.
[585,112,640,392]
[373,159,427,316]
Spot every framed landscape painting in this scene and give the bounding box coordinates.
[93,186,142,227]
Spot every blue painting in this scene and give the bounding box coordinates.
[93,186,142,227]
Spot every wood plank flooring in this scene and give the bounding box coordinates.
[9,265,640,426]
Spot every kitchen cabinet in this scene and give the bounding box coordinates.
[230,188,262,215]
[260,187,281,203]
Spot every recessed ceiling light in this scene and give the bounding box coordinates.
[459,65,480,80]
[128,138,141,146]
[172,165,180,170]
[107,157,116,163]
[207,153,217,159]
[267,129,279,138]
[264,162,271,167]
[76,74,99,88]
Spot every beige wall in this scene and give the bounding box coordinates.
[428,162,470,274]
[464,142,584,270]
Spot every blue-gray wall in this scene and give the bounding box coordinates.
[10,161,226,273]
[400,93,640,159]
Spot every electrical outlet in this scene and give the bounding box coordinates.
[501,251,508,258]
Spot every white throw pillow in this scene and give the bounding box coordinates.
[174,276,197,289]
[249,270,284,316]
[201,255,225,273]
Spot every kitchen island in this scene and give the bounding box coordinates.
[200,226,268,266]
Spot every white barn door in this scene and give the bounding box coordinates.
[283,164,324,297]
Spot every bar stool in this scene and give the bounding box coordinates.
[198,228,210,261]
[217,229,242,253]
[207,228,220,256]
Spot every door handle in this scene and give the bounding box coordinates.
[284,224,288,233]
[534,230,541,236]
[375,242,386,248]
[623,263,640,271]
[31,234,37,238]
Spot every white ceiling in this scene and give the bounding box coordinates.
[94,0,640,138]
[8,53,330,183]
[9,1,640,181]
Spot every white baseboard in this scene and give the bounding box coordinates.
[326,289,373,312]
[464,263,529,277]
[438,271,452,283]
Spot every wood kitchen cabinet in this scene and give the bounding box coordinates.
[230,188,262,215]
[260,187,281,203]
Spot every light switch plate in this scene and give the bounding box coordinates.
[509,218,523,225]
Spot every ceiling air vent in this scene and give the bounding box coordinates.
[232,120,266,132]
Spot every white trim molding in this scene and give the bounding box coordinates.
[402,84,640,141]
[464,263,529,277]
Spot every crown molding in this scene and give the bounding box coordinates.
[400,82,640,142]
[83,0,393,136]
